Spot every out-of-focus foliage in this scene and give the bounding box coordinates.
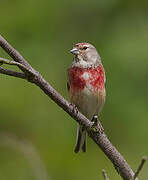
[0,0,148,179]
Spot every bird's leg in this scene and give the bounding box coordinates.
[91,115,104,134]
[91,115,98,126]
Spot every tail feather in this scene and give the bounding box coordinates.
[82,138,86,152]
[74,126,86,153]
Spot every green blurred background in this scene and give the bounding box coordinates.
[0,0,148,179]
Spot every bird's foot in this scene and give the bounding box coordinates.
[91,115,104,134]
[69,103,79,115]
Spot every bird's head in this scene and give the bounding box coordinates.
[70,42,101,68]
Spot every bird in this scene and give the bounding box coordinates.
[67,42,106,153]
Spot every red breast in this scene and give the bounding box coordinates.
[68,65,105,95]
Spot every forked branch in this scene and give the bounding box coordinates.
[0,34,145,180]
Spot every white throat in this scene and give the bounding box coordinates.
[72,56,100,68]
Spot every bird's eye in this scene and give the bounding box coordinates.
[82,46,88,50]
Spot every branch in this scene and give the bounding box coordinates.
[0,57,36,79]
[0,57,27,68]
[0,34,139,180]
[0,67,25,79]
[0,36,33,71]
[133,156,147,180]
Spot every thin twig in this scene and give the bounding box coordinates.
[0,34,139,180]
[0,67,26,79]
[133,156,147,180]
[102,169,110,180]
[0,35,33,71]
[0,57,26,67]
[0,57,36,77]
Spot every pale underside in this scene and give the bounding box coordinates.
[70,82,106,120]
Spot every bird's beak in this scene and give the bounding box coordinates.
[70,48,79,55]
